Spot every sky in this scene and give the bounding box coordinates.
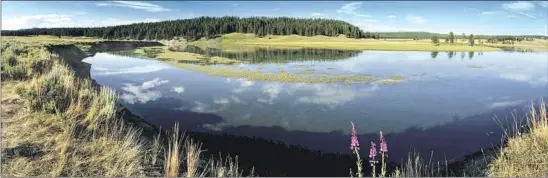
[2,1,547,35]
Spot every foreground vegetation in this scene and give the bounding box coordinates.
[488,103,548,177]
[1,40,244,177]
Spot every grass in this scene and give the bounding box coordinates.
[484,40,548,52]
[164,61,404,84]
[190,33,503,52]
[1,39,245,177]
[488,102,548,177]
[135,46,240,64]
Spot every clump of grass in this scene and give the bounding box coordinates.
[388,75,405,81]
[135,46,239,64]
[1,41,55,80]
[161,122,244,177]
[488,102,548,177]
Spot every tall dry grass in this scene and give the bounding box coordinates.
[2,41,245,177]
[488,102,548,177]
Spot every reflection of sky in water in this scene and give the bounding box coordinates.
[84,51,547,136]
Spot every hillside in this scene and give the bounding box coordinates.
[1,16,365,41]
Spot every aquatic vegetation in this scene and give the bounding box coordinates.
[135,46,240,64]
[388,75,405,81]
[165,61,403,84]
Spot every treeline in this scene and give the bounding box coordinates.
[1,16,368,41]
[378,31,547,40]
[176,45,362,63]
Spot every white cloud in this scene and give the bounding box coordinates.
[214,98,230,105]
[97,1,171,12]
[499,73,548,86]
[502,1,538,18]
[142,78,169,89]
[295,83,378,106]
[231,95,242,104]
[363,19,378,22]
[96,64,168,75]
[337,2,371,18]
[502,1,536,11]
[489,100,524,109]
[173,86,185,94]
[310,13,327,18]
[190,101,217,113]
[387,15,397,18]
[258,83,282,104]
[463,7,481,13]
[406,15,427,24]
[228,78,254,93]
[480,11,501,15]
[120,78,169,104]
[2,14,162,30]
[538,1,548,8]
[2,14,71,30]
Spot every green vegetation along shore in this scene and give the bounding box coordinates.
[188,33,548,52]
[2,36,547,177]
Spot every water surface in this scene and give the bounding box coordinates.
[83,47,547,162]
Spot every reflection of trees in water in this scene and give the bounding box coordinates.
[178,45,362,63]
[468,52,475,60]
[447,51,455,59]
[499,47,534,53]
[430,51,439,59]
[106,50,158,60]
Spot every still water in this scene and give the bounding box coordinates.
[83,47,547,162]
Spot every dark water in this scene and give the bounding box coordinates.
[83,48,547,162]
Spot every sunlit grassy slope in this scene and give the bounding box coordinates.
[1,38,244,177]
[190,33,502,52]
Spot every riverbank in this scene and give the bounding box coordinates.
[189,33,504,52]
[1,39,247,177]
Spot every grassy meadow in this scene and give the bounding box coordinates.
[1,35,547,177]
[189,33,505,52]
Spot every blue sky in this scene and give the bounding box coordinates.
[2,1,547,35]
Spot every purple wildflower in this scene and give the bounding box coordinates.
[380,131,388,153]
[369,141,378,166]
[350,122,360,152]
[369,141,377,158]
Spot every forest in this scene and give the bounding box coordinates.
[1,16,368,41]
[3,16,546,42]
